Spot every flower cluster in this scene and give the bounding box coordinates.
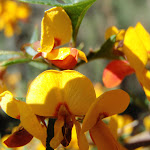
[0,70,130,149]
[103,22,150,101]
[32,7,87,69]
[0,0,30,37]
[0,5,133,150]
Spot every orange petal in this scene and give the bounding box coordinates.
[82,89,130,132]
[103,60,135,88]
[123,27,148,72]
[26,70,96,116]
[0,91,20,119]
[135,22,150,52]
[89,120,122,150]
[50,48,78,69]
[4,127,33,148]
[46,47,71,60]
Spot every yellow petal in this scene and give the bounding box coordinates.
[39,14,54,53]
[135,22,150,52]
[105,26,119,40]
[0,91,19,118]
[116,29,126,41]
[123,27,148,72]
[26,70,96,116]
[90,120,122,150]
[15,100,47,146]
[46,47,71,60]
[40,7,72,53]
[50,117,64,149]
[136,69,150,101]
[82,89,130,132]
[73,118,89,150]
[78,50,88,62]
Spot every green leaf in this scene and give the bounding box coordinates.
[95,35,118,59]
[1,58,32,66]
[0,51,24,61]
[18,0,96,44]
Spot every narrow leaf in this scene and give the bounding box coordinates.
[0,51,24,61]
[1,58,32,66]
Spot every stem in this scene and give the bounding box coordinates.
[75,35,120,68]
[46,118,56,150]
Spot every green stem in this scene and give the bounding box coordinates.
[46,118,56,150]
[75,35,122,68]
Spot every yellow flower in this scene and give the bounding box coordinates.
[104,22,150,101]
[0,0,30,37]
[123,22,150,101]
[0,70,96,150]
[81,89,130,150]
[105,26,125,52]
[34,7,87,69]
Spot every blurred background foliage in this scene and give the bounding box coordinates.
[1,0,150,149]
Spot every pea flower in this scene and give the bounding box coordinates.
[81,89,130,150]
[103,22,150,101]
[33,7,87,69]
[105,26,125,53]
[0,70,130,149]
[0,70,96,149]
[0,0,30,37]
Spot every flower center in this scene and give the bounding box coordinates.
[57,104,73,147]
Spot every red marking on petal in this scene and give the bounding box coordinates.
[89,129,95,144]
[50,48,78,69]
[53,102,72,117]
[4,127,33,148]
[16,115,20,119]
[32,52,42,60]
[103,60,135,88]
[54,38,61,48]
[37,115,47,127]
